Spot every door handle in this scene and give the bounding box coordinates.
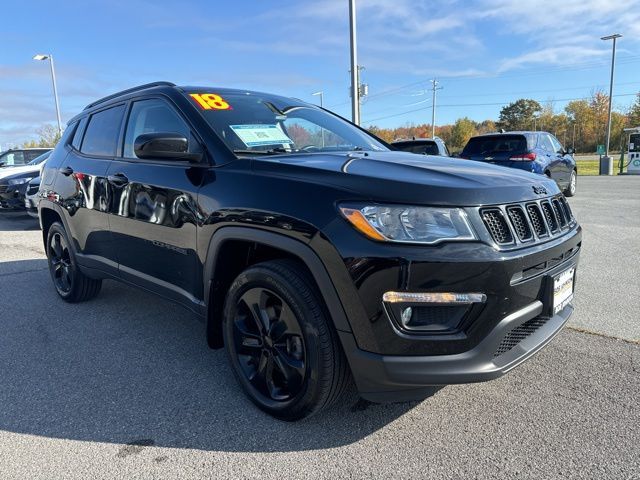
[60,166,74,176]
[107,173,129,187]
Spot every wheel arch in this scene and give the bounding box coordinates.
[202,227,352,349]
[39,205,65,249]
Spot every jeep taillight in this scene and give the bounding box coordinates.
[510,152,537,161]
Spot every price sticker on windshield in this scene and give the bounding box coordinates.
[190,93,231,110]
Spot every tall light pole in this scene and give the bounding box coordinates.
[430,79,442,138]
[312,91,325,147]
[311,91,324,108]
[33,54,62,137]
[349,0,360,125]
[601,34,622,160]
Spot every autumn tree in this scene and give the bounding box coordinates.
[22,124,62,148]
[449,117,477,150]
[497,99,542,131]
[628,93,640,128]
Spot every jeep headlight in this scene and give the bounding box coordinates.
[340,204,477,244]
[7,177,33,186]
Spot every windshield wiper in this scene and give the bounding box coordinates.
[232,148,292,156]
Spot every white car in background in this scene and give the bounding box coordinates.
[0,151,51,211]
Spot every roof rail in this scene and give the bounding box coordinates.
[84,81,176,110]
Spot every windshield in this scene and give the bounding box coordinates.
[186,90,387,155]
[462,135,532,156]
[27,151,51,166]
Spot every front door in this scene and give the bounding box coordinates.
[106,97,204,309]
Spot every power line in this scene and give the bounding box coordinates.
[329,55,640,108]
[363,92,638,124]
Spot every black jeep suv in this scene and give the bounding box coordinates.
[39,82,581,420]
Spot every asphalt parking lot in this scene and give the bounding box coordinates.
[0,176,638,480]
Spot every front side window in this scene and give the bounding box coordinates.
[185,90,387,156]
[0,151,25,167]
[123,99,191,158]
[539,135,555,153]
[549,135,563,153]
[81,104,125,157]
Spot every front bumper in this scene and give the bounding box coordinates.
[0,184,27,209]
[340,300,573,402]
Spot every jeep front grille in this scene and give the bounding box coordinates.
[540,201,558,232]
[481,209,513,244]
[480,195,575,249]
[526,204,547,237]
[506,206,533,242]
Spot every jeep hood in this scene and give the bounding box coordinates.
[251,151,560,206]
[0,164,41,181]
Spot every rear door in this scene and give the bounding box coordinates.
[106,97,203,309]
[55,105,125,275]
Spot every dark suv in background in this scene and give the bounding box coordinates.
[39,82,581,420]
[391,137,449,156]
[460,132,577,196]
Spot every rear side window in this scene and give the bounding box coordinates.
[24,150,46,162]
[71,117,88,150]
[123,99,191,158]
[394,141,439,155]
[462,135,527,155]
[81,105,125,157]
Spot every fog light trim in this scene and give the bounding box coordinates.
[382,291,486,304]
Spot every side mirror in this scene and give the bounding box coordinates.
[134,132,203,162]
[565,147,574,155]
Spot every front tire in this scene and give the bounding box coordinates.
[564,170,577,197]
[46,222,102,302]
[222,259,350,421]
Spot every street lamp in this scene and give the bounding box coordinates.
[601,33,622,166]
[348,0,360,125]
[33,53,62,137]
[311,91,325,147]
[311,91,324,108]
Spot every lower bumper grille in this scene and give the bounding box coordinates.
[494,316,550,357]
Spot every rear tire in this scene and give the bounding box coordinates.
[46,222,102,302]
[222,259,350,421]
[564,170,577,197]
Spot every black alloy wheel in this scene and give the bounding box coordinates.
[232,287,306,402]
[223,259,351,421]
[45,222,102,302]
[48,231,73,294]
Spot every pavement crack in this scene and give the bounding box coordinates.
[0,267,48,278]
[566,325,640,346]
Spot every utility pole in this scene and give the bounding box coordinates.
[349,0,360,125]
[601,33,622,161]
[430,79,442,138]
[572,122,576,150]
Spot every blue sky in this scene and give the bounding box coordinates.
[1,0,640,147]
